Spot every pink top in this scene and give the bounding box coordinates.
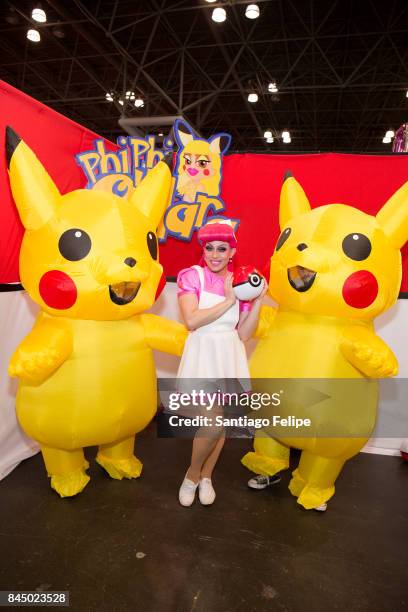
[177,265,251,313]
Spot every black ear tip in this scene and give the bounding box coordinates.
[6,126,22,167]
[162,152,174,172]
[283,170,293,182]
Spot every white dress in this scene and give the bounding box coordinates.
[176,266,250,381]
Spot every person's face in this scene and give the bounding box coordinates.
[182,153,214,182]
[203,240,236,274]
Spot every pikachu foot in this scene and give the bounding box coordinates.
[50,469,90,498]
[289,469,334,510]
[241,451,288,477]
[288,468,306,498]
[96,454,143,480]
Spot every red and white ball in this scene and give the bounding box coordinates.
[233,265,265,301]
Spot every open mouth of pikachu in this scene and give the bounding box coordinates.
[109,281,141,305]
[287,265,316,292]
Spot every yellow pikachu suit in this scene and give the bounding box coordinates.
[6,127,187,498]
[242,172,408,510]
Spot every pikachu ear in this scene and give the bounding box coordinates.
[129,154,173,228]
[6,127,59,230]
[209,133,232,155]
[279,171,311,229]
[173,119,195,149]
[376,181,408,250]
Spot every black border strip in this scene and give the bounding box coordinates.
[0,283,23,292]
[1,281,407,299]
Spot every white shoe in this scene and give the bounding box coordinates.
[314,502,327,512]
[179,475,199,507]
[198,478,216,505]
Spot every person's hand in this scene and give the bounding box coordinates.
[224,273,236,305]
[254,280,268,303]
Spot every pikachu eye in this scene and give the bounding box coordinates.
[59,228,91,261]
[147,231,158,260]
[276,227,291,251]
[342,233,371,261]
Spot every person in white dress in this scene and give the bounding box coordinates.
[176,220,267,506]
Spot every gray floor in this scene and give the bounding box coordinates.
[1,423,407,612]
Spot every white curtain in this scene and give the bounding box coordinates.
[363,300,408,456]
[0,291,39,479]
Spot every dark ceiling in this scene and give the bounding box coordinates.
[1,0,407,152]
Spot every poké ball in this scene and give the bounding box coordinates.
[233,265,265,301]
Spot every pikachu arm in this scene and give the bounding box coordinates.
[253,305,278,339]
[340,325,398,378]
[9,315,73,385]
[140,314,188,356]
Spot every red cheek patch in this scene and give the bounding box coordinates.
[204,169,210,176]
[342,271,378,309]
[39,271,77,310]
[155,272,166,300]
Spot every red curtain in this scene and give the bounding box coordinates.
[0,80,115,283]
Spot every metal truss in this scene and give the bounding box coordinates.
[0,0,407,152]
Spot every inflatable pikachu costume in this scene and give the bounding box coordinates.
[242,172,408,510]
[6,127,187,498]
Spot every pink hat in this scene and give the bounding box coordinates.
[197,219,237,247]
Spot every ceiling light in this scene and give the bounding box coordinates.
[134,98,144,108]
[382,136,391,144]
[158,132,164,137]
[268,82,278,93]
[118,99,124,106]
[283,137,291,144]
[282,130,290,139]
[27,29,41,42]
[264,130,272,139]
[32,8,47,22]
[105,92,114,102]
[248,92,258,103]
[212,8,226,22]
[125,90,135,100]
[406,90,408,98]
[245,4,260,19]
[385,130,394,138]
[206,0,217,2]
[266,137,274,144]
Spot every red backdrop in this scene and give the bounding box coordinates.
[0,80,116,284]
[1,80,407,291]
